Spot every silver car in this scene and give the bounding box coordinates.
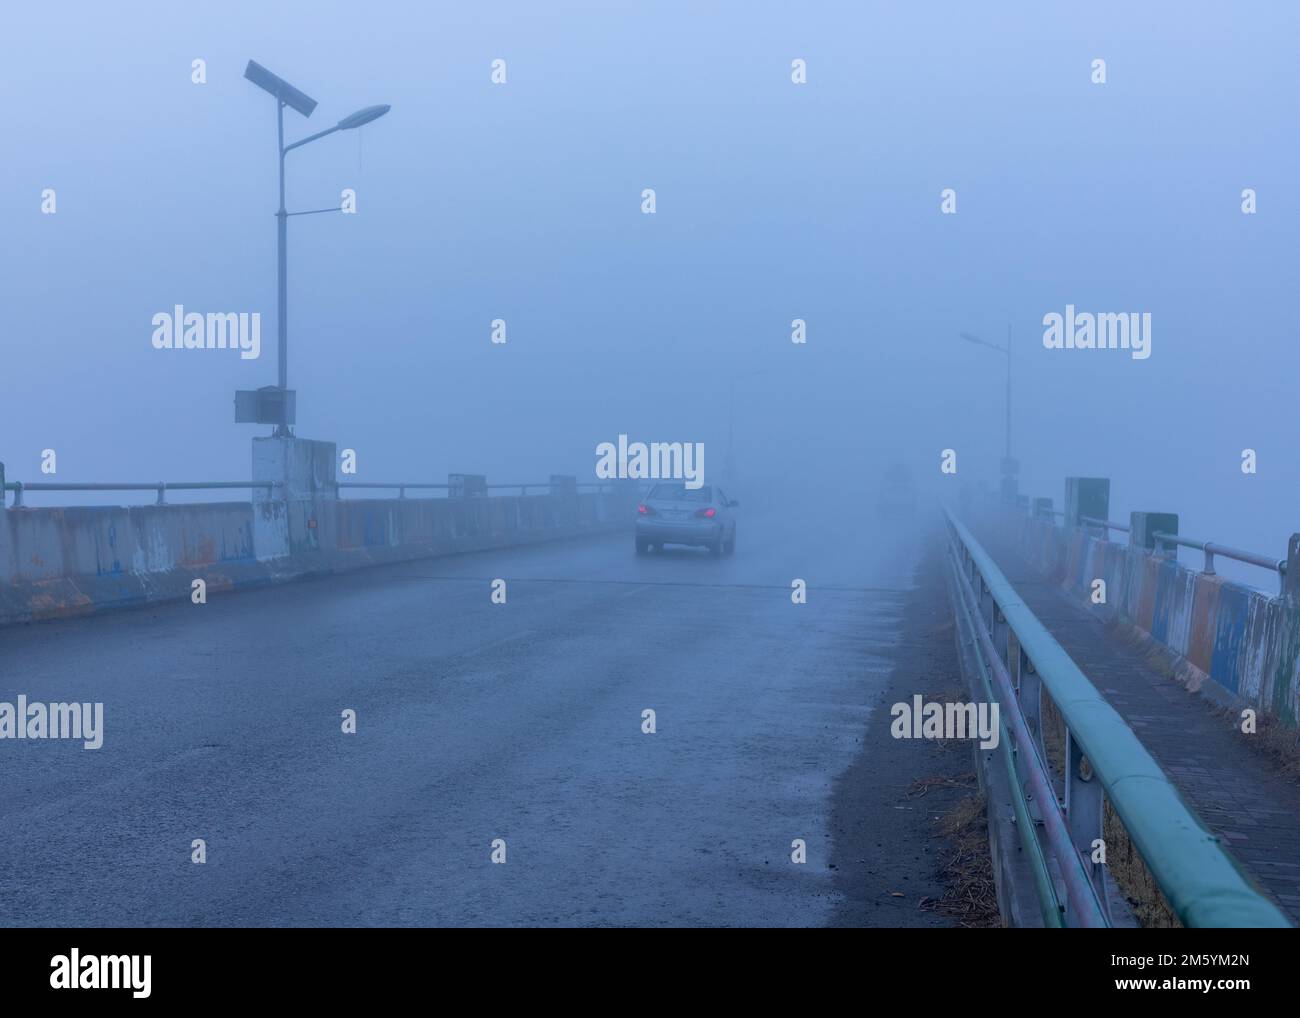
[635,483,738,556]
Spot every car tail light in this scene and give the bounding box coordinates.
[695,507,716,518]
[638,503,655,516]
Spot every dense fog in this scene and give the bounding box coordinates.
[4,2,1297,583]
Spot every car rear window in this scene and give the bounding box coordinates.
[648,484,712,502]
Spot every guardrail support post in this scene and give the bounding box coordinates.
[1065,729,1110,924]
[12,482,23,507]
[993,606,1008,667]
[1008,631,1021,691]
[1017,651,1053,794]
[1130,512,1178,557]
[1008,652,1050,826]
[1009,635,1049,826]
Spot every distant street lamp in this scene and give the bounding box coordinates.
[959,326,1015,498]
[241,60,391,435]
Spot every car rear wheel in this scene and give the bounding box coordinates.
[709,535,724,557]
[724,529,736,556]
[635,537,650,555]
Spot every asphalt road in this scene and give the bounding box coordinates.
[1,501,933,926]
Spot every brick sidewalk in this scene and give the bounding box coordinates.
[988,542,1300,924]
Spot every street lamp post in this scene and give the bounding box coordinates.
[959,326,1015,499]
[242,61,390,435]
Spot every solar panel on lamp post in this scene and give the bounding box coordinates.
[241,60,391,434]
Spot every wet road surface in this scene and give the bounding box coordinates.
[1,504,933,926]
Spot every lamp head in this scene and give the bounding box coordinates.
[337,104,391,130]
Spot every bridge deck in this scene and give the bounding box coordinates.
[987,540,1300,924]
[0,514,975,927]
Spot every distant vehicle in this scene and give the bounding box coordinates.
[635,483,738,556]
[877,463,917,517]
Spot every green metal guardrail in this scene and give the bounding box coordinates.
[946,509,1290,928]
[945,543,1066,926]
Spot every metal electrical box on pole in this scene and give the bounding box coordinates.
[235,386,297,426]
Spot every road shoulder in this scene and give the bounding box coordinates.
[827,528,998,927]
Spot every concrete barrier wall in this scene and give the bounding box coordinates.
[0,491,631,626]
[1005,514,1300,727]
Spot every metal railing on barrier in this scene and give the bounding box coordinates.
[1080,514,1130,534]
[1,479,631,507]
[1079,514,1286,592]
[945,509,1289,928]
[1153,531,1286,590]
[335,481,624,498]
[2,480,273,507]
[335,482,452,499]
